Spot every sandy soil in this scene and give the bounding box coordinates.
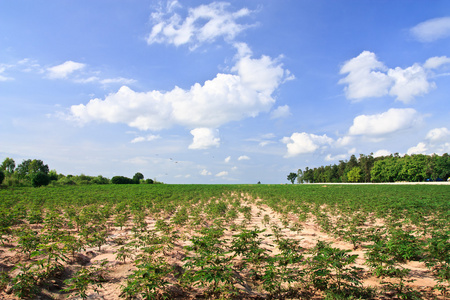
[0,196,444,299]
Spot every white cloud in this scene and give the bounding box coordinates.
[335,136,353,147]
[270,105,291,119]
[282,132,333,157]
[410,17,450,42]
[188,128,220,149]
[47,61,85,79]
[131,134,161,143]
[224,156,231,163]
[339,51,392,100]
[388,64,434,103]
[200,169,212,176]
[373,149,391,157]
[69,50,290,133]
[0,66,13,81]
[349,108,420,136]
[407,142,428,155]
[324,153,348,162]
[215,171,228,177]
[339,51,444,103]
[426,127,450,142]
[238,155,250,161]
[424,56,450,69]
[100,77,137,85]
[147,2,254,49]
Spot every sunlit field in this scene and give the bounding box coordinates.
[0,184,449,299]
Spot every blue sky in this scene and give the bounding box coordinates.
[1,1,450,184]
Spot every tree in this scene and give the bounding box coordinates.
[0,170,4,185]
[133,172,144,184]
[297,169,303,184]
[15,159,49,179]
[111,176,135,184]
[346,167,361,183]
[31,172,50,187]
[1,157,15,173]
[287,172,297,184]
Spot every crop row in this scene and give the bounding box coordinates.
[0,184,448,299]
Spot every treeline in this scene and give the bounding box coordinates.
[297,153,450,183]
[0,157,159,188]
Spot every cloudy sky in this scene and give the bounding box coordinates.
[1,1,450,183]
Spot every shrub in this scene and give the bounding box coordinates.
[111,176,135,184]
[31,172,50,187]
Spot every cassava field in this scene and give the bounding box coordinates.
[0,184,449,299]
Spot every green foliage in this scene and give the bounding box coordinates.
[346,166,361,182]
[287,172,297,184]
[133,172,144,183]
[121,256,170,299]
[64,260,108,299]
[111,176,136,184]
[299,152,450,183]
[0,170,4,185]
[31,172,50,187]
[1,157,15,173]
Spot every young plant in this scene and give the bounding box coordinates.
[63,260,108,299]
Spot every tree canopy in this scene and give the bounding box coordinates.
[297,153,450,183]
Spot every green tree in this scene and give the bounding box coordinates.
[1,157,15,173]
[296,169,303,184]
[15,159,49,179]
[0,170,4,185]
[133,172,144,183]
[287,172,297,184]
[346,167,361,183]
[31,172,50,187]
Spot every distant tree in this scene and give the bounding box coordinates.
[31,172,50,187]
[287,172,297,184]
[346,167,361,183]
[92,175,110,184]
[257,181,261,184]
[111,176,135,184]
[0,170,4,185]
[297,169,303,184]
[16,159,49,179]
[133,172,144,183]
[48,170,58,181]
[145,178,154,184]
[1,157,15,173]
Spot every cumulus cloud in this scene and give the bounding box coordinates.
[335,136,353,147]
[216,171,228,177]
[410,17,450,42]
[388,64,434,102]
[224,156,231,163]
[238,155,250,161]
[348,108,420,136]
[147,2,254,48]
[200,169,212,176]
[339,51,392,100]
[407,142,428,155]
[131,134,161,143]
[270,105,291,119]
[188,128,220,149]
[426,127,450,142]
[373,149,392,157]
[339,51,446,103]
[69,50,290,133]
[424,56,450,69]
[282,132,333,157]
[47,61,85,79]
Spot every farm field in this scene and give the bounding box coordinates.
[0,184,449,299]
